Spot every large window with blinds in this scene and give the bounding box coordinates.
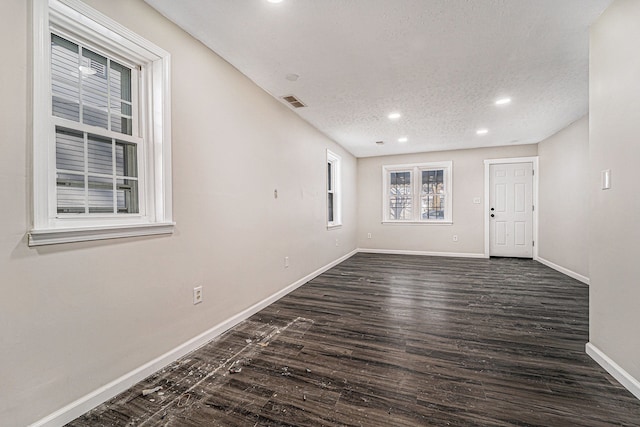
[30,0,173,246]
[382,161,452,223]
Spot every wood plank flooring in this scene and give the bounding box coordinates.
[68,254,640,426]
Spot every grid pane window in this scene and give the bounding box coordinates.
[55,126,139,214]
[31,0,174,246]
[421,169,445,219]
[389,171,412,220]
[51,33,139,216]
[383,162,452,222]
[51,33,134,136]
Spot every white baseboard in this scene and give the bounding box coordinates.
[536,256,590,285]
[586,342,640,400]
[357,248,486,259]
[29,249,358,427]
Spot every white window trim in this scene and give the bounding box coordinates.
[327,149,342,229]
[382,161,453,224]
[29,0,174,246]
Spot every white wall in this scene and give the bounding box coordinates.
[589,0,640,388]
[357,145,538,255]
[537,116,589,280]
[0,1,357,425]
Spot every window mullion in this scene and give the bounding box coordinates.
[78,46,83,125]
[106,57,112,133]
[132,66,140,138]
[112,137,117,214]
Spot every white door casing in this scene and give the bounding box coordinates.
[488,161,534,258]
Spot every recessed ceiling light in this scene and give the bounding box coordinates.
[398,137,408,143]
[388,112,401,120]
[267,0,283,3]
[495,97,511,106]
[285,73,299,81]
[476,129,489,135]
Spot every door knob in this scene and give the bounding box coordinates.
[491,214,495,218]
[490,207,495,211]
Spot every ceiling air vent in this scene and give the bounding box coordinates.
[282,95,307,109]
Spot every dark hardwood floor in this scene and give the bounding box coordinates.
[68,254,640,426]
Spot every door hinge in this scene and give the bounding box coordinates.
[532,240,535,247]
[532,169,535,176]
[532,205,535,212]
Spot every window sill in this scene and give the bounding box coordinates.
[327,223,343,230]
[28,222,175,246]
[382,221,453,226]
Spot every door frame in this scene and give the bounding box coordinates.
[483,156,539,259]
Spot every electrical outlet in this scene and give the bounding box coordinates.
[367,233,372,239]
[335,238,339,247]
[453,235,458,242]
[284,256,289,268]
[193,286,203,305]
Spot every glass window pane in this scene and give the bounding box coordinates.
[51,34,80,122]
[421,169,445,219]
[88,134,113,175]
[81,48,108,89]
[56,127,84,172]
[81,48,109,130]
[110,115,132,135]
[110,100,132,117]
[88,176,113,213]
[115,141,138,177]
[53,96,81,122]
[389,171,411,220]
[83,105,108,130]
[57,172,85,213]
[328,193,334,222]
[117,179,139,213]
[327,162,332,191]
[110,61,132,102]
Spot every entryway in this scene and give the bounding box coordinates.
[484,157,538,258]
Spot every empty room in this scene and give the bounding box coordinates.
[2,0,640,426]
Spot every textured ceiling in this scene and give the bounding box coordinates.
[144,0,611,157]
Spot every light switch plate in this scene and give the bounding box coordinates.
[601,169,611,190]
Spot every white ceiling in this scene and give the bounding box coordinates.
[144,0,611,158]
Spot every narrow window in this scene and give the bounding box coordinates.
[327,150,342,227]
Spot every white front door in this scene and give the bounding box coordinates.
[489,162,533,258]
